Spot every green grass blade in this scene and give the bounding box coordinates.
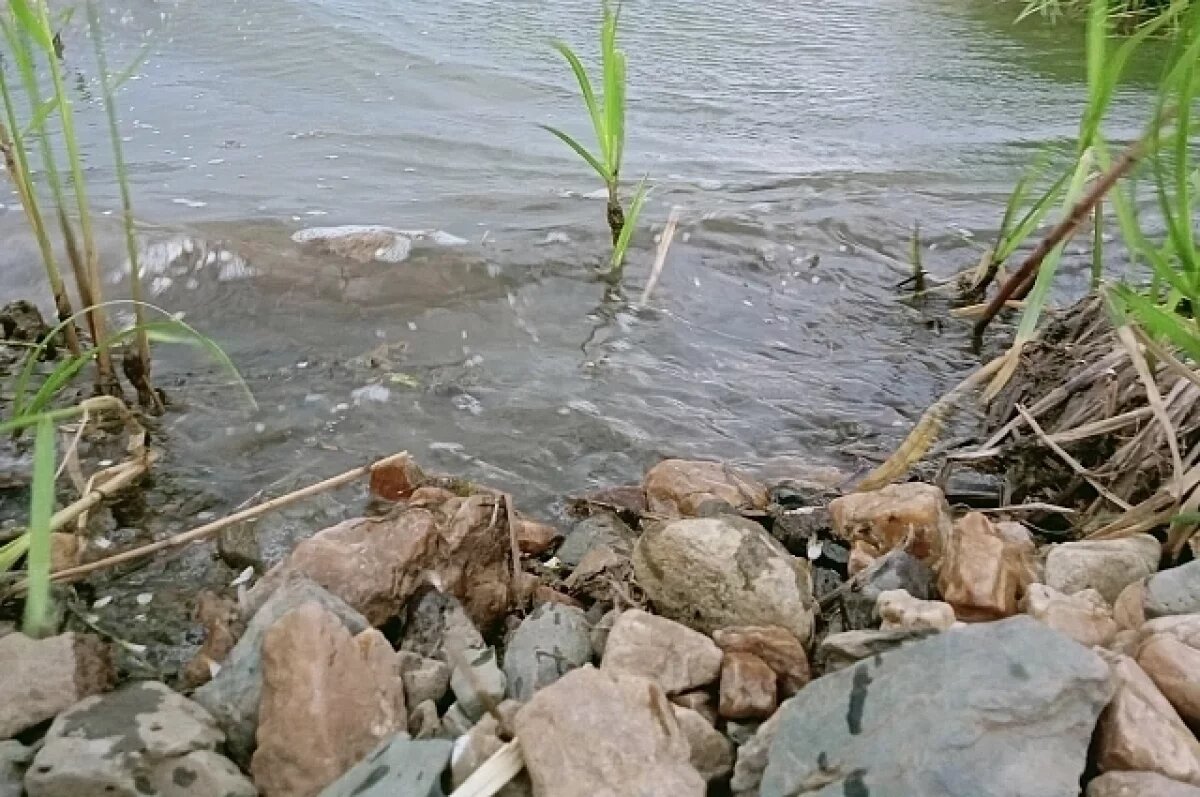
[550,40,607,155]
[0,534,31,572]
[997,168,1070,261]
[22,416,56,637]
[8,0,53,52]
[540,124,610,181]
[608,177,647,276]
[1112,286,1200,362]
[600,2,623,176]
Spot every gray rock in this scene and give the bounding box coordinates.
[409,700,441,740]
[673,707,733,782]
[317,735,452,797]
[842,550,937,630]
[725,720,761,747]
[25,681,254,797]
[192,575,369,765]
[589,609,619,659]
[816,628,937,673]
[441,703,474,738]
[1088,771,1200,796]
[633,516,815,641]
[760,617,1114,797]
[450,647,506,722]
[402,591,486,661]
[398,652,452,707]
[0,741,30,797]
[558,512,635,569]
[217,522,264,573]
[730,710,781,796]
[1045,535,1161,604]
[503,604,592,701]
[1147,560,1200,619]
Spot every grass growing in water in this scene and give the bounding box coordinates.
[543,0,647,281]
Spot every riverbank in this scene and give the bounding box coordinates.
[2,435,1200,796]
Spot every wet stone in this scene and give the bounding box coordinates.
[217,521,265,573]
[317,735,452,797]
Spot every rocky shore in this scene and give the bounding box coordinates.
[3,455,1200,796]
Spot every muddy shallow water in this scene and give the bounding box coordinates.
[0,0,1169,666]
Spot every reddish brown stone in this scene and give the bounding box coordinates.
[938,512,1021,622]
[643,459,768,517]
[711,625,810,697]
[516,518,562,556]
[829,483,951,562]
[367,455,425,501]
[718,651,777,721]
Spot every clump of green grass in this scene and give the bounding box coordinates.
[543,0,648,281]
[1017,0,1175,26]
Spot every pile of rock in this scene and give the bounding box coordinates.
[4,456,1200,796]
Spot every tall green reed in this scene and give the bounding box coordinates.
[543,0,647,281]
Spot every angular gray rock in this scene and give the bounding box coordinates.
[633,516,815,641]
[842,550,938,630]
[558,512,636,568]
[816,628,937,673]
[402,591,486,660]
[730,710,781,797]
[450,646,506,722]
[760,617,1114,797]
[503,604,593,701]
[317,735,452,797]
[1147,561,1200,619]
[1088,771,1200,797]
[25,681,254,797]
[0,741,30,797]
[192,575,369,765]
[398,652,452,707]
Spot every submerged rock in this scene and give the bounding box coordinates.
[317,735,452,797]
[1045,535,1161,604]
[633,516,814,641]
[250,603,407,797]
[291,225,466,264]
[760,617,1113,797]
[513,667,705,797]
[25,681,254,797]
[643,459,768,517]
[601,609,722,695]
[503,603,592,701]
[0,632,115,739]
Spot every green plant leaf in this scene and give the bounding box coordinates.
[550,40,606,157]
[8,0,53,53]
[22,416,56,637]
[0,532,30,572]
[540,124,610,181]
[608,177,648,276]
[1111,285,1200,363]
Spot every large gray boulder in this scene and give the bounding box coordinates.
[503,604,592,701]
[1146,560,1200,619]
[760,617,1113,797]
[318,735,452,797]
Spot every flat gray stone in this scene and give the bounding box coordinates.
[25,681,254,797]
[760,617,1114,797]
[450,646,506,722]
[558,512,635,569]
[1147,560,1200,619]
[816,628,936,673]
[318,735,452,797]
[504,604,593,701]
[192,575,369,765]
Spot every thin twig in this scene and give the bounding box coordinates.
[1118,325,1183,494]
[978,502,1078,515]
[639,207,680,306]
[449,740,524,797]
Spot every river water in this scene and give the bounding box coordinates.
[0,1,1166,561]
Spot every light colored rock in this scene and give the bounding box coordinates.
[25,681,253,797]
[1116,580,1149,630]
[1088,771,1200,797]
[408,699,441,739]
[712,625,810,697]
[841,549,938,630]
[589,608,619,658]
[673,706,733,782]
[816,628,935,672]
[193,576,370,765]
[1110,630,1143,656]
[450,716,531,796]
[1143,615,1200,647]
[513,667,705,797]
[1022,584,1118,647]
[730,709,781,796]
[994,520,1040,587]
[441,703,474,738]
[877,589,956,632]
[828,482,951,562]
[761,617,1114,797]
[515,518,561,557]
[633,516,815,641]
[397,652,451,707]
[643,459,768,517]
[250,603,407,797]
[0,632,114,739]
[449,646,506,722]
[1138,633,1200,725]
[671,691,718,725]
[1096,653,1200,786]
[1147,560,1200,619]
[601,609,723,695]
[247,495,512,631]
[719,651,777,721]
[317,736,452,797]
[503,604,592,701]
[1045,535,1161,604]
[0,741,30,797]
[937,512,1021,621]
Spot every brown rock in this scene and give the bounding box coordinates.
[562,545,632,605]
[515,518,562,556]
[247,494,512,629]
[250,603,406,797]
[181,592,244,689]
[513,667,705,797]
[877,589,956,632]
[1115,580,1149,631]
[671,691,718,725]
[719,651,777,721]
[1138,634,1200,725]
[601,609,723,695]
[643,459,768,517]
[1022,584,1118,648]
[848,539,881,576]
[994,521,1039,590]
[672,706,734,782]
[1096,653,1200,786]
[367,454,425,501]
[0,632,114,738]
[1088,771,1200,796]
[711,625,810,697]
[49,533,79,572]
[1110,630,1143,657]
[407,485,458,507]
[531,585,583,610]
[829,482,951,562]
[938,512,1021,621]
